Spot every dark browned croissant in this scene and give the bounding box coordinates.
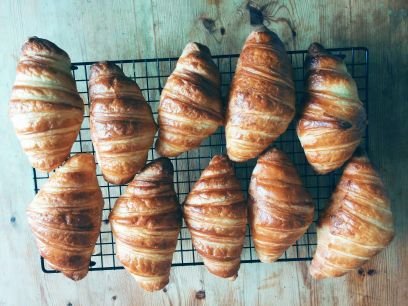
[297,43,367,174]
[226,27,295,162]
[109,158,181,291]
[89,62,157,184]
[310,151,394,279]
[155,42,223,157]
[9,37,84,172]
[249,148,314,262]
[27,154,103,280]
[184,155,247,279]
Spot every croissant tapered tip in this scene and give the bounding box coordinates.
[307,42,346,61]
[102,173,134,185]
[133,275,169,292]
[155,138,188,158]
[27,36,39,42]
[209,154,230,163]
[63,268,89,281]
[249,26,280,39]
[23,36,69,59]
[182,42,211,56]
[205,154,235,173]
[309,266,327,280]
[244,28,286,59]
[257,147,292,165]
[132,157,174,182]
[62,153,96,170]
[149,157,174,174]
[257,253,281,263]
[90,61,124,79]
[308,42,329,57]
[201,257,241,280]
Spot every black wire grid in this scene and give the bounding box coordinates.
[33,47,369,273]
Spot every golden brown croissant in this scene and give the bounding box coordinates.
[109,158,181,291]
[296,43,367,174]
[184,155,247,279]
[27,154,103,281]
[9,37,84,172]
[310,151,394,279]
[155,42,223,157]
[249,148,314,262]
[89,62,157,185]
[225,27,295,162]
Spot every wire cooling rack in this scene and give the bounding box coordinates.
[33,47,369,273]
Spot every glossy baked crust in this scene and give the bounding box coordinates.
[184,155,247,279]
[9,37,84,172]
[225,27,295,162]
[155,42,223,157]
[310,151,394,279]
[26,154,103,281]
[89,62,157,184]
[109,158,181,291]
[296,43,367,174]
[249,148,314,262]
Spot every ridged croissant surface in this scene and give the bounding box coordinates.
[27,154,103,281]
[184,155,247,279]
[155,42,223,157]
[310,152,394,279]
[226,27,295,162]
[109,158,181,291]
[9,37,84,172]
[297,43,367,174]
[89,62,157,185]
[249,148,314,262]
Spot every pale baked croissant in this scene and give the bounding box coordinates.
[109,158,181,291]
[9,37,84,172]
[249,148,314,262]
[226,26,295,162]
[155,42,223,157]
[27,154,103,281]
[310,151,394,279]
[296,43,367,174]
[89,62,157,184]
[184,155,247,279]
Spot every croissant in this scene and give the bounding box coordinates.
[89,62,157,185]
[109,158,181,291]
[9,37,84,172]
[27,154,103,281]
[249,148,314,262]
[310,151,394,279]
[184,155,247,279]
[296,43,367,174]
[155,42,223,157]
[225,27,295,162]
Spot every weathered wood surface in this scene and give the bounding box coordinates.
[0,0,406,305]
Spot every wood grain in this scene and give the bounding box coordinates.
[0,0,406,305]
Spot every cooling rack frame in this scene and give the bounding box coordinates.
[32,47,369,273]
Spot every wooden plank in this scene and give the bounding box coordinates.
[0,0,406,305]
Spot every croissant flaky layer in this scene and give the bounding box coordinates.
[184,155,247,279]
[109,158,181,291]
[155,42,223,157]
[226,27,295,162]
[27,154,103,281]
[310,151,394,279]
[89,62,157,185]
[9,37,84,172]
[297,43,367,174]
[249,148,314,262]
